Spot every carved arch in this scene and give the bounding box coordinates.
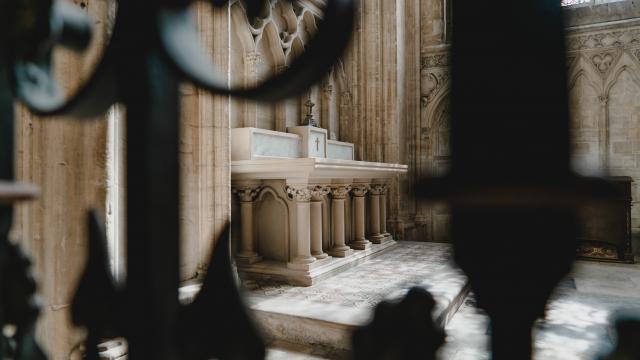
[425,87,450,130]
[430,93,452,159]
[568,54,604,94]
[604,52,640,96]
[255,186,290,262]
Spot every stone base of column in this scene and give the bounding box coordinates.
[370,234,390,245]
[313,252,330,260]
[350,239,372,250]
[236,253,263,266]
[328,246,354,258]
[287,256,331,271]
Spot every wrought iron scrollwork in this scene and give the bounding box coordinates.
[1,1,91,358]
[2,0,356,358]
[352,287,445,360]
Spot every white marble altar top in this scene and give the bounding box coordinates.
[231,157,408,182]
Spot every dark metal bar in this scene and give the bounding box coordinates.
[0,59,15,360]
[448,1,577,358]
[116,3,181,356]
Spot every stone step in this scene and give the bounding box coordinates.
[250,265,470,354]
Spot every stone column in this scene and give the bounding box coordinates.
[351,184,371,250]
[598,95,610,170]
[310,185,330,259]
[328,185,354,257]
[286,185,317,266]
[380,183,391,239]
[369,184,386,244]
[232,185,263,265]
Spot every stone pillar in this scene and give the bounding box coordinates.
[598,95,610,170]
[232,186,263,265]
[310,186,330,259]
[369,184,386,243]
[351,184,371,250]
[286,185,317,266]
[328,185,354,257]
[380,184,391,239]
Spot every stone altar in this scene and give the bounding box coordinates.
[230,127,408,285]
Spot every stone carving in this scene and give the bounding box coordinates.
[323,83,334,96]
[421,52,450,69]
[235,0,321,65]
[286,185,313,202]
[351,184,370,197]
[421,68,450,104]
[309,185,331,200]
[599,95,609,106]
[244,51,263,77]
[232,186,262,202]
[421,72,439,99]
[330,185,352,199]
[369,184,387,196]
[566,28,640,52]
[634,48,640,63]
[591,52,616,74]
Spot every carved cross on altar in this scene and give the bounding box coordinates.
[315,137,320,152]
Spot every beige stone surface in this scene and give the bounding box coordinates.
[12,1,113,357]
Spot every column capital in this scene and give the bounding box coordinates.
[369,184,388,195]
[286,185,313,202]
[309,185,331,201]
[232,185,262,202]
[351,184,370,197]
[330,185,352,199]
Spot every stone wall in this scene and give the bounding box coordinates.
[13,1,112,357]
[11,2,232,357]
[566,16,640,256]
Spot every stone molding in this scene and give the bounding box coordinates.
[421,52,450,70]
[330,185,352,199]
[566,26,640,52]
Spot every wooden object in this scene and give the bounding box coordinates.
[577,176,634,263]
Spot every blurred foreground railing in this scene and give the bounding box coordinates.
[0,0,638,359]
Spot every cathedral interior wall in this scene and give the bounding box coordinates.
[9,0,640,357]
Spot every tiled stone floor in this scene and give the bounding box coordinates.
[264,250,640,360]
[440,260,640,360]
[253,242,466,359]
[244,241,454,308]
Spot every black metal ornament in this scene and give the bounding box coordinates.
[2,0,356,358]
[419,1,618,359]
[0,1,92,358]
[352,287,445,360]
